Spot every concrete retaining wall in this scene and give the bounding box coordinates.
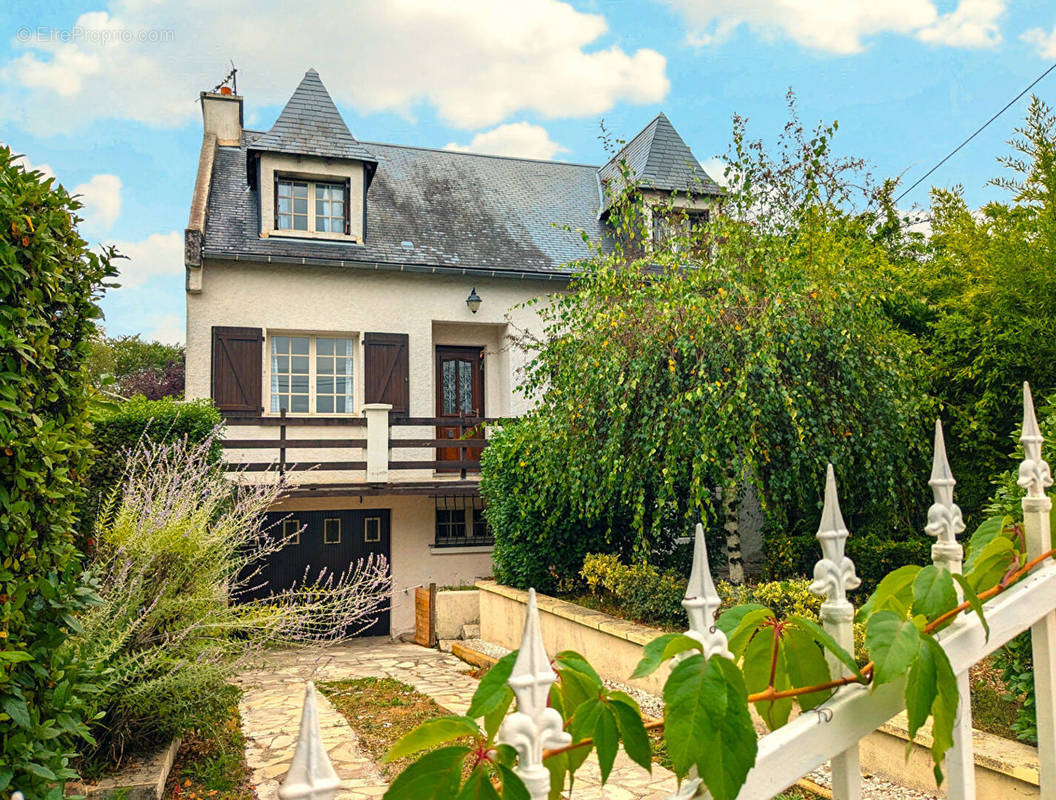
[436,589,480,640]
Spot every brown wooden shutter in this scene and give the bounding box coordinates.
[211,326,263,415]
[364,333,409,417]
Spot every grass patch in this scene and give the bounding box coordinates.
[165,686,254,800]
[318,677,463,779]
[970,658,1023,741]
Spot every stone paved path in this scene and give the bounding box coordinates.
[237,639,679,799]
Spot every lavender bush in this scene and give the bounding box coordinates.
[74,432,391,766]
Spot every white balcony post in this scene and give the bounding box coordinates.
[498,589,571,800]
[810,464,862,800]
[362,403,391,483]
[1019,382,1056,800]
[925,420,974,798]
[278,682,341,800]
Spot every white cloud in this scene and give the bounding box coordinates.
[1023,25,1056,59]
[666,0,1005,54]
[142,313,185,345]
[108,230,183,289]
[72,173,122,231]
[1,0,668,134]
[700,156,729,187]
[444,122,568,160]
[917,0,1004,47]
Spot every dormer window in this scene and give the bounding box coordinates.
[276,177,348,234]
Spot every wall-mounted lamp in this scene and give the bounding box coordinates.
[466,287,482,314]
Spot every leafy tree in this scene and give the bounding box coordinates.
[0,146,116,797]
[88,333,185,400]
[899,96,1056,517]
[484,99,932,590]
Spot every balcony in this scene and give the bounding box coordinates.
[220,404,499,497]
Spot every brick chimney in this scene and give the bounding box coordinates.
[200,89,242,145]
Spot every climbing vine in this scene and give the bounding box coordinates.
[381,513,1047,799]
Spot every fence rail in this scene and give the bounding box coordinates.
[220,405,501,480]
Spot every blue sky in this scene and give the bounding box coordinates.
[2,0,1055,343]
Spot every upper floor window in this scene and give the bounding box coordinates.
[276,178,347,234]
[269,334,355,414]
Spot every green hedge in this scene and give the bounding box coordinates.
[0,146,116,797]
[80,397,222,539]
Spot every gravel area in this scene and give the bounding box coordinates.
[457,638,944,800]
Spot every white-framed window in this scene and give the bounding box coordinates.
[324,518,341,545]
[365,516,382,543]
[276,178,347,234]
[282,518,301,546]
[269,334,355,415]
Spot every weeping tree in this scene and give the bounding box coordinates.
[483,97,932,591]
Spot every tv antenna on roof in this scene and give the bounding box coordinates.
[212,61,238,95]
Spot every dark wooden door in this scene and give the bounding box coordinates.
[435,346,484,468]
[364,333,409,417]
[243,509,391,637]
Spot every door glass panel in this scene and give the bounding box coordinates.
[442,360,457,415]
[458,360,473,415]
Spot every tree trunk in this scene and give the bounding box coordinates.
[722,474,744,584]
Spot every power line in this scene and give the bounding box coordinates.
[895,61,1056,204]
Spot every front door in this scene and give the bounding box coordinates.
[435,346,485,469]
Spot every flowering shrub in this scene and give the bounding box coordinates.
[75,433,392,766]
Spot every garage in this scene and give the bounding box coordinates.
[246,508,392,636]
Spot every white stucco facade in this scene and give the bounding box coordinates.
[186,257,560,636]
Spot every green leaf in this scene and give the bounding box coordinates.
[609,696,652,773]
[866,611,922,686]
[2,697,31,729]
[632,633,690,679]
[456,765,501,800]
[966,536,1015,593]
[930,640,959,786]
[0,650,33,663]
[593,705,619,783]
[384,746,470,799]
[911,565,958,621]
[789,615,863,681]
[742,624,792,730]
[856,565,920,623]
[483,688,514,743]
[554,651,603,687]
[904,637,938,742]
[726,607,775,658]
[544,751,568,800]
[558,665,601,720]
[951,572,990,641]
[497,764,530,800]
[663,654,757,799]
[715,603,770,635]
[468,651,517,719]
[964,515,1011,571]
[783,626,833,711]
[384,716,480,762]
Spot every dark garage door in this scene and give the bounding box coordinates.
[244,509,391,637]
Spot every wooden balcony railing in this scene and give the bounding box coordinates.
[220,405,499,481]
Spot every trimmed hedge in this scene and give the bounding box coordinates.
[0,146,116,797]
[80,397,222,539]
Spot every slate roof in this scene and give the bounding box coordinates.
[250,69,377,164]
[203,133,605,276]
[597,112,721,213]
[200,72,717,277]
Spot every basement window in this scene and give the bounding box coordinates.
[433,496,492,548]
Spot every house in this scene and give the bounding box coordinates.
[183,68,720,637]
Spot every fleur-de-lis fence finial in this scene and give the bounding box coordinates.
[810,464,860,606]
[278,682,341,800]
[1019,382,1052,500]
[925,419,965,571]
[498,589,571,800]
[683,522,732,660]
